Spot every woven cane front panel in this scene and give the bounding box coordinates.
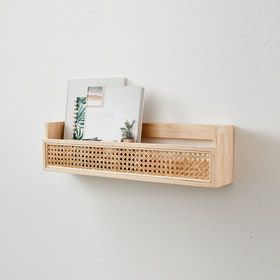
[45,144,211,181]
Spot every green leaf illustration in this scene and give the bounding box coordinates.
[73,97,86,140]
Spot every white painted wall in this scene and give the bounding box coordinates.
[1,0,279,279]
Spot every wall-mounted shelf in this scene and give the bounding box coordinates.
[43,122,234,188]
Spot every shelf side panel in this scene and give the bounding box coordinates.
[213,126,234,187]
[45,122,64,139]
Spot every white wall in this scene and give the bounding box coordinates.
[1,0,280,279]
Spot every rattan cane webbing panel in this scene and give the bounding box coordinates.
[46,144,211,181]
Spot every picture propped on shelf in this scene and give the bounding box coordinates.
[120,120,136,143]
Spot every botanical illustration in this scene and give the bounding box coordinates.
[120,119,136,142]
[73,97,86,140]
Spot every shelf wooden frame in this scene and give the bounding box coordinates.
[43,122,234,188]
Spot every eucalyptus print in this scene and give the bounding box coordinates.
[73,97,86,140]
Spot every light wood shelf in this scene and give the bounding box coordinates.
[43,122,234,188]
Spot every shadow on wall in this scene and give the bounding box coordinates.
[66,127,280,244]
[235,127,280,191]
[71,126,280,198]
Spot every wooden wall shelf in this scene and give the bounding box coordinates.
[43,122,234,188]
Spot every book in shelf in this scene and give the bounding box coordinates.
[83,85,145,142]
[64,78,127,139]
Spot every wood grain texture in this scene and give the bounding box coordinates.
[213,125,234,187]
[43,121,234,188]
[142,123,216,140]
[45,166,216,188]
[45,122,64,139]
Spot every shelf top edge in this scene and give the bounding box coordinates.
[43,138,215,152]
[45,121,234,128]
